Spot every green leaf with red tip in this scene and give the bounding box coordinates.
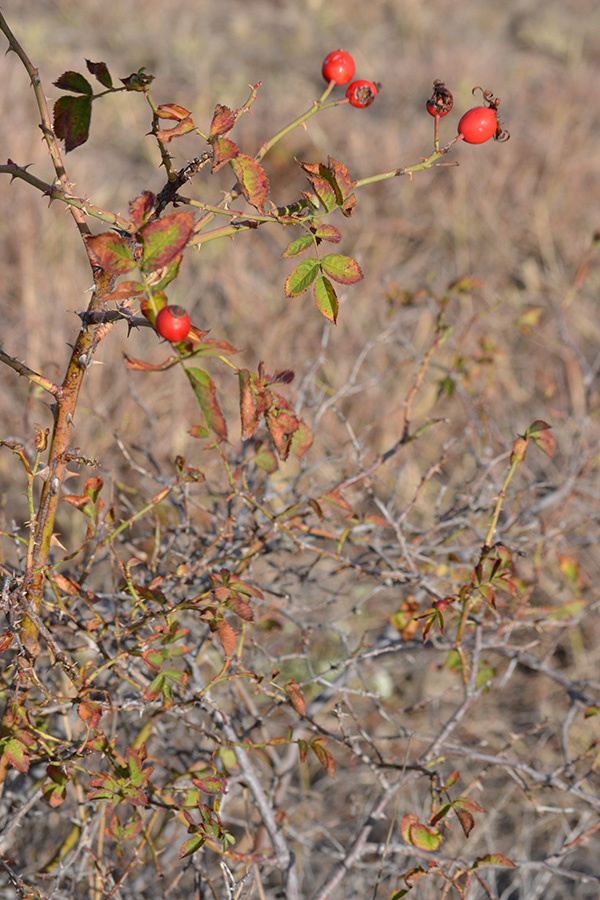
[526,419,556,458]
[53,71,93,94]
[229,154,269,213]
[53,94,92,151]
[86,60,113,89]
[185,367,227,441]
[86,231,136,274]
[211,136,239,171]
[310,737,336,777]
[141,211,196,272]
[473,854,515,868]
[314,224,342,242]
[282,234,314,258]
[129,191,156,229]
[314,274,338,322]
[4,735,31,772]
[285,257,320,296]
[180,835,205,857]
[321,253,363,285]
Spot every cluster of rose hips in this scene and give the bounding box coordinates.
[426,80,509,144]
[321,49,379,108]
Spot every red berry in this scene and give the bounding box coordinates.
[457,106,498,144]
[346,79,378,108]
[426,80,453,117]
[155,305,191,342]
[321,50,355,86]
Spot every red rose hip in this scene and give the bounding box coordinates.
[457,106,498,144]
[155,305,191,342]
[321,50,355,86]
[345,79,378,108]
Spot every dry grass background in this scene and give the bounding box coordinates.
[1,1,600,899]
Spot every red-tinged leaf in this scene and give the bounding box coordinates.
[190,336,241,357]
[78,700,103,728]
[211,136,239,171]
[180,835,205,858]
[156,117,196,143]
[285,257,320,297]
[529,424,556,458]
[408,822,443,851]
[478,584,496,606]
[4,737,30,773]
[282,234,314,258]
[157,103,191,121]
[192,774,227,794]
[100,281,145,303]
[185,367,228,441]
[321,253,363,285]
[42,765,69,807]
[123,785,149,807]
[129,191,156,229]
[210,103,236,139]
[314,274,338,322]
[327,156,357,198]
[214,619,236,657]
[473,854,515,868]
[230,154,269,213]
[455,808,475,838]
[141,211,196,272]
[321,489,352,511]
[290,419,313,460]
[0,631,14,653]
[310,176,337,212]
[297,738,308,762]
[314,224,342,243]
[124,354,179,372]
[143,673,165,701]
[527,419,552,435]
[143,648,165,672]
[454,796,485,813]
[226,596,255,622]
[584,705,599,718]
[86,59,113,89]
[310,738,336,777]
[444,770,460,788]
[390,890,412,899]
[85,476,103,501]
[86,231,137,275]
[402,814,424,844]
[53,94,92,151]
[266,407,299,461]
[53,572,81,596]
[285,680,306,716]
[239,369,260,439]
[53,71,93,94]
